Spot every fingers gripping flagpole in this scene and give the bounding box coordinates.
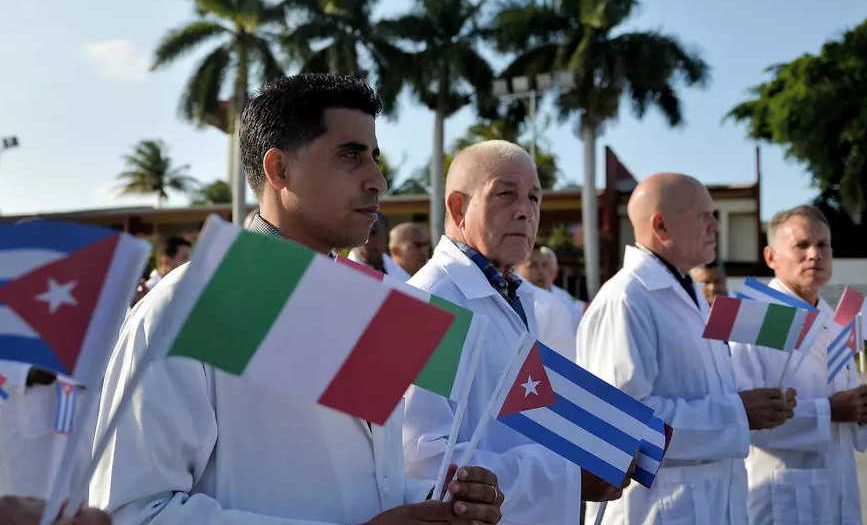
[432,317,489,500]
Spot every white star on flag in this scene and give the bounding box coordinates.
[520,374,541,397]
[36,279,78,314]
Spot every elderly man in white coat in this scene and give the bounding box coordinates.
[576,172,797,525]
[89,74,503,525]
[404,140,624,525]
[731,205,867,525]
[517,247,576,359]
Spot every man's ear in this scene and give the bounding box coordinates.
[651,212,670,242]
[262,147,289,192]
[446,191,468,228]
[764,245,776,270]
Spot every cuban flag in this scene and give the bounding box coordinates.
[827,320,858,384]
[737,277,821,350]
[493,341,655,486]
[53,379,79,433]
[633,416,674,488]
[0,221,149,387]
[0,373,8,400]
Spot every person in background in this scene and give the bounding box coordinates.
[539,246,585,332]
[348,213,406,277]
[731,205,867,525]
[388,222,430,279]
[689,263,728,306]
[143,235,192,290]
[517,247,576,359]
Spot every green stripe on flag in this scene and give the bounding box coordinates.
[168,231,315,374]
[413,296,473,398]
[756,303,797,350]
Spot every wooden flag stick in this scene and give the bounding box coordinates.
[432,318,488,500]
[857,312,865,380]
[592,501,608,525]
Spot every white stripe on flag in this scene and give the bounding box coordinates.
[545,367,648,439]
[521,405,634,473]
[637,454,660,475]
[245,256,391,401]
[783,309,808,351]
[729,300,767,343]
[0,306,38,338]
[0,249,65,280]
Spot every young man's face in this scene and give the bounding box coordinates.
[282,108,386,251]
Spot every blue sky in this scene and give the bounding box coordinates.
[1,0,865,218]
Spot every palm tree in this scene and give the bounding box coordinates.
[117,140,197,207]
[192,179,232,205]
[280,0,408,113]
[378,0,495,241]
[151,0,286,223]
[491,0,708,295]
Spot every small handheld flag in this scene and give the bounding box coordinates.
[53,379,78,434]
[827,320,858,384]
[703,295,808,351]
[736,277,820,350]
[494,341,654,486]
[0,373,8,400]
[633,417,673,488]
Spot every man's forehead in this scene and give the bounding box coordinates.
[321,108,377,143]
[780,215,830,239]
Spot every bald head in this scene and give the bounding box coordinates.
[445,140,535,206]
[389,222,430,275]
[444,140,541,272]
[628,172,719,272]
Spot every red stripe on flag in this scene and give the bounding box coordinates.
[335,255,385,281]
[795,310,819,348]
[834,287,865,326]
[703,295,741,340]
[318,290,454,425]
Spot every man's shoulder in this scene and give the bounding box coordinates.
[409,262,466,306]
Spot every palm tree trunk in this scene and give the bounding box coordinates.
[580,119,600,298]
[430,69,448,244]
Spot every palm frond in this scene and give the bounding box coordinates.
[152,21,229,70]
[179,46,232,124]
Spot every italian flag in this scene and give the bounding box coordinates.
[335,256,476,401]
[160,216,456,425]
[703,295,809,351]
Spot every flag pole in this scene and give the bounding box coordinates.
[774,350,797,389]
[442,334,535,502]
[592,501,608,525]
[433,318,489,500]
[857,312,864,380]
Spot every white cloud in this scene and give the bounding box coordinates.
[83,39,149,81]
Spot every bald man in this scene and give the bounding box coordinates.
[576,173,796,525]
[389,223,430,278]
[405,141,621,525]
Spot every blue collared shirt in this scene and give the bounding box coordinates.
[450,238,529,329]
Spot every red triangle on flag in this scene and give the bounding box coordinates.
[0,235,119,375]
[498,344,557,418]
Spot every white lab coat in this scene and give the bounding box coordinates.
[731,279,867,525]
[551,285,585,332]
[89,267,431,525]
[404,237,582,525]
[524,282,577,361]
[576,246,751,525]
[0,361,68,498]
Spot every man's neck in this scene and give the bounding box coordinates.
[777,278,820,306]
[258,208,332,254]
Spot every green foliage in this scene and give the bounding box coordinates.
[729,19,867,219]
[491,0,708,132]
[192,179,232,204]
[151,0,286,129]
[117,140,197,205]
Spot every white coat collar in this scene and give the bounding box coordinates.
[433,237,534,304]
[622,245,705,314]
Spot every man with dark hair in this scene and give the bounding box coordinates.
[90,74,502,525]
[689,264,728,306]
[144,235,192,290]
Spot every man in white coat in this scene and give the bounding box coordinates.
[540,246,585,330]
[89,74,503,525]
[404,140,623,525]
[576,172,797,525]
[730,205,867,525]
[517,248,576,359]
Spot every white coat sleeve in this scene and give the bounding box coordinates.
[403,386,581,525]
[730,341,831,451]
[88,311,356,525]
[576,294,750,461]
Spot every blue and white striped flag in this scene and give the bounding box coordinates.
[494,341,654,486]
[827,320,857,384]
[53,379,77,433]
[633,416,673,487]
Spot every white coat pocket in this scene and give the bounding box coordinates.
[770,468,830,525]
[657,483,711,525]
